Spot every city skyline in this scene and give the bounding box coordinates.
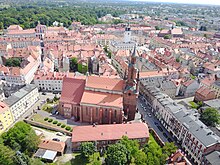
[133,0,220,5]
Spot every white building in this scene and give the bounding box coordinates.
[142,86,220,165]
[4,84,39,121]
[34,71,77,92]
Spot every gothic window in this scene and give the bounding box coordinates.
[96,108,99,117]
[86,107,88,115]
[105,109,108,117]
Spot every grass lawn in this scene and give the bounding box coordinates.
[62,152,101,165]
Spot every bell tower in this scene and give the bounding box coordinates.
[123,47,139,121]
[124,24,131,43]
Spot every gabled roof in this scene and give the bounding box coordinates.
[60,77,85,104]
[86,76,124,92]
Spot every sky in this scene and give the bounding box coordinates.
[134,0,220,5]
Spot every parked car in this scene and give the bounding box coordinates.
[148,113,152,117]
[157,125,163,132]
[144,107,147,111]
[56,132,64,136]
[42,92,47,95]
[167,138,173,142]
[52,138,60,142]
[163,133,168,138]
[154,122,158,125]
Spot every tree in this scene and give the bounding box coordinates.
[0,143,16,165]
[0,22,3,30]
[106,143,128,165]
[119,136,139,164]
[133,150,147,165]
[29,158,44,165]
[80,142,95,158]
[162,142,177,156]
[164,34,171,39]
[200,107,220,127]
[155,26,160,30]
[2,121,40,156]
[5,58,22,67]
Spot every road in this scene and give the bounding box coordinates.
[137,96,175,143]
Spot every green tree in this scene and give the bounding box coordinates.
[133,150,147,165]
[5,58,21,67]
[106,143,128,165]
[0,22,3,30]
[200,107,220,127]
[162,142,177,156]
[80,142,95,158]
[176,58,180,63]
[119,136,139,163]
[2,121,40,156]
[0,143,16,165]
[164,34,171,39]
[155,26,160,30]
[29,158,44,165]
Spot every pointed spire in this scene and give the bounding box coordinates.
[132,46,136,57]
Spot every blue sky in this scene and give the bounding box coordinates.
[134,0,220,5]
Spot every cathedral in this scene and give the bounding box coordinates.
[59,48,139,124]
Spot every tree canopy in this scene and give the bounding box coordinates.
[80,142,95,158]
[200,107,220,127]
[5,58,21,67]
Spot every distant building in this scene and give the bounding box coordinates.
[179,80,200,97]
[72,122,149,151]
[194,86,216,102]
[4,84,39,121]
[109,24,136,52]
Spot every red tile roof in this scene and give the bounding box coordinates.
[38,140,65,153]
[86,76,124,92]
[81,91,123,108]
[60,77,85,104]
[72,123,149,142]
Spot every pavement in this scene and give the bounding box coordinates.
[137,96,175,143]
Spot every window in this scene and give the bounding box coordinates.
[114,110,117,118]
[86,107,88,115]
[96,108,98,117]
[105,109,108,117]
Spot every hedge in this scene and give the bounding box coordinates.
[61,124,66,128]
[44,117,49,121]
[53,120,58,124]
[57,123,62,126]
[48,118,53,122]
[65,126,72,131]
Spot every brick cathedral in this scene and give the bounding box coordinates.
[59,48,139,124]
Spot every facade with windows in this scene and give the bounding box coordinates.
[0,102,14,134]
[4,84,39,121]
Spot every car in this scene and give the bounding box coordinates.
[167,138,173,142]
[42,92,46,95]
[163,133,168,138]
[140,104,143,107]
[157,125,163,132]
[148,113,152,117]
[144,107,147,111]
[56,132,64,136]
[154,122,158,125]
[52,138,60,142]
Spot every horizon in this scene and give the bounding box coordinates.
[131,0,220,6]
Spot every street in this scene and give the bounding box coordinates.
[137,96,175,143]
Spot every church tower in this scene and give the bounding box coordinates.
[123,47,139,121]
[124,24,131,43]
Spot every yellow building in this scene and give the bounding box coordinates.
[0,102,14,134]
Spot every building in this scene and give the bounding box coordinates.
[35,140,66,162]
[59,48,139,124]
[34,71,77,92]
[109,25,136,52]
[72,122,149,151]
[167,150,192,165]
[142,86,220,165]
[203,151,220,165]
[194,86,216,102]
[179,80,200,97]
[0,102,14,134]
[4,84,39,121]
